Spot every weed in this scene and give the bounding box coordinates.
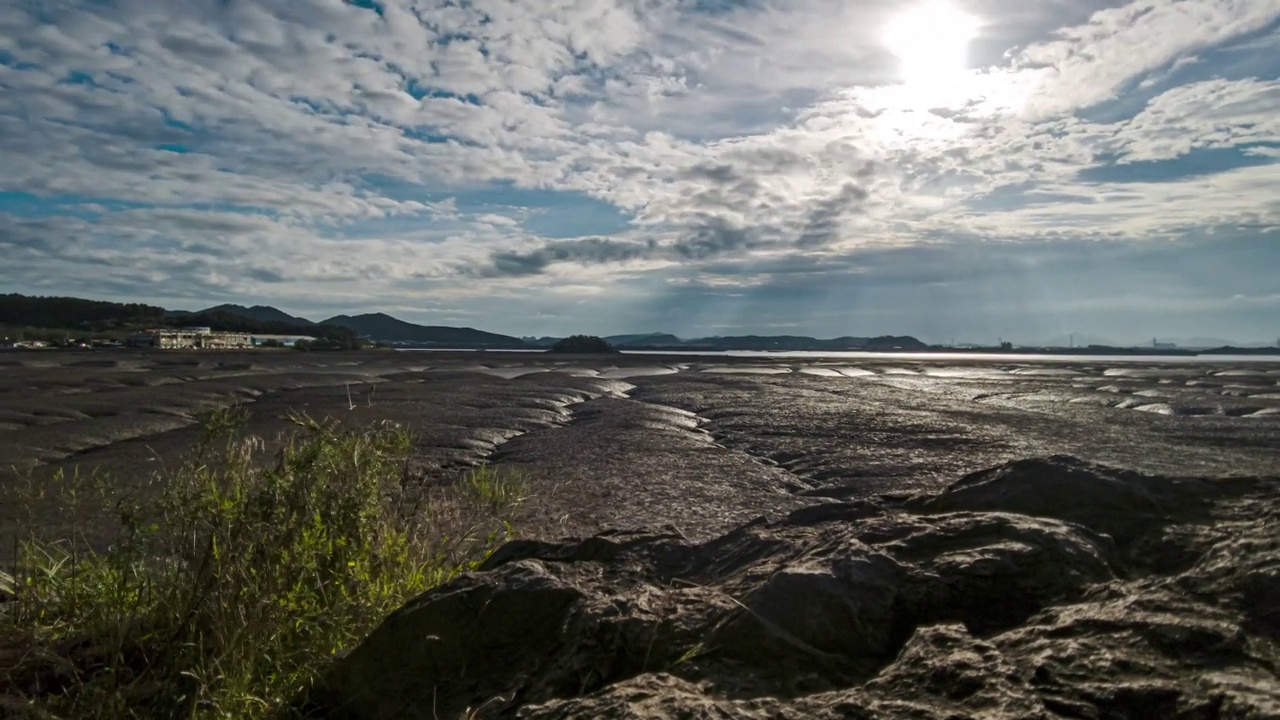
[671,641,714,668]
[456,465,528,513]
[1,410,523,718]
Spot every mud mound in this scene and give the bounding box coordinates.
[315,456,1278,719]
[910,454,1266,547]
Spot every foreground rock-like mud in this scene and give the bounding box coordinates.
[317,456,1279,719]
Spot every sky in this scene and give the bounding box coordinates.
[1,0,1278,345]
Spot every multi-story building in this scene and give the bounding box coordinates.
[125,328,253,349]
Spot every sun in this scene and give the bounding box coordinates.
[884,1,979,85]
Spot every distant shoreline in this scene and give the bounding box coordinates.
[6,344,1279,364]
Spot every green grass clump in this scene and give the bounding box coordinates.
[456,464,528,512]
[0,408,526,718]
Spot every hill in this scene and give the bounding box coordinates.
[322,313,528,348]
[549,335,619,354]
[1,293,166,331]
[185,304,314,326]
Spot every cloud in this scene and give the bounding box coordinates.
[484,237,659,277]
[0,0,1276,339]
[1108,78,1280,161]
[1013,0,1280,116]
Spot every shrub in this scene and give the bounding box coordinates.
[0,409,525,718]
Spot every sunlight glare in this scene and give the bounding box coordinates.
[884,1,979,85]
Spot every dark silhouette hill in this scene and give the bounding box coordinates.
[178,304,315,326]
[321,313,528,348]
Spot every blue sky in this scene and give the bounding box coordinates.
[1,0,1277,344]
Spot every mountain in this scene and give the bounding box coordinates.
[605,333,683,347]
[182,304,314,326]
[322,313,528,348]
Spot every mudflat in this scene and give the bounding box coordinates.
[2,350,1278,546]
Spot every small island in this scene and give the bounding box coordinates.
[547,335,619,354]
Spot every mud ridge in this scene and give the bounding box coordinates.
[463,377,638,470]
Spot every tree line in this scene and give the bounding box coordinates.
[0,293,166,330]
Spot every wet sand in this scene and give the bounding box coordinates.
[2,350,1278,547]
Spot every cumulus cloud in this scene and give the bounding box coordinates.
[0,0,1277,338]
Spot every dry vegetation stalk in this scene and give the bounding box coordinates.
[0,406,526,718]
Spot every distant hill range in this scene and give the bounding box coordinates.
[170,304,529,348]
[674,335,928,352]
[321,313,528,348]
[190,311,928,352]
[537,333,930,352]
[7,293,1272,355]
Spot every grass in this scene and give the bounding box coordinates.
[456,464,528,512]
[0,407,527,718]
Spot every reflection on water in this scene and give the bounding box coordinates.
[398,348,1280,364]
[621,350,1280,364]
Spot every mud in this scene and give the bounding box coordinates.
[318,456,1280,719]
[2,350,1277,548]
